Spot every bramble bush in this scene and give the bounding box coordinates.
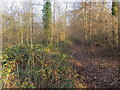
[2,43,84,88]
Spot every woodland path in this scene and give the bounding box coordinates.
[71,44,119,88]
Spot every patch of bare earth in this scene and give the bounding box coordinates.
[71,45,119,88]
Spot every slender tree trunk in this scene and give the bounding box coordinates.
[89,2,92,45]
[19,11,24,45]
[21,30,24,45]
[51,0,56,44]
[63,3,68,41]
[85,2,88,46]
[0,7,2,89]
[26,32,29,45]
[30,6,34,48]
[118,2,120,49]
[112,16,115,47]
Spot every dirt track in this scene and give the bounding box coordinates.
[71,45,119,88]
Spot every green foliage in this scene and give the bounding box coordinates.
[2,44,81,88]
[53,41,72,54]
[112,1,119,16]
[42,1,52,42]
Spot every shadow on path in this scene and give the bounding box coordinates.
[71,45,119,88]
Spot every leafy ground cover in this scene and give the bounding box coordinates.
[1,42,86,88]
[71,44,119,88]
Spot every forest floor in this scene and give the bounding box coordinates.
[70,44,119,88]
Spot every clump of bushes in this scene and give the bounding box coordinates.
[2,43,84,88]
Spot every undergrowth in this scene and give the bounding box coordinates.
[1,42,85,88]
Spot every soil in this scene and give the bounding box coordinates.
[71,44,119,88]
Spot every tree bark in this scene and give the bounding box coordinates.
[89,2,92,45]
[0,7,2,89]
[30,4,34,48]
[85,2,88,46]
[118,2,120,49]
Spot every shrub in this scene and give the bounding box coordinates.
[2,44,83,88]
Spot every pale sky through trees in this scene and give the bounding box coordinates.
[0,0,118,22]
[0,0,119,2]
[0,0,117,24]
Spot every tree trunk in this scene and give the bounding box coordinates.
[118,2,120,49]
[30,5,34,48]
[85,2,88,46]
[89,2,92,45]
[0,8,2,89]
